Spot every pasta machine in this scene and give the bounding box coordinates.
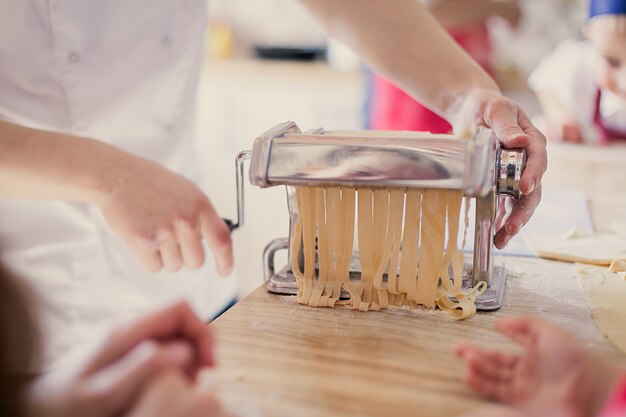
[226,121,525,310]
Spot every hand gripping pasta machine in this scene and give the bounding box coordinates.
[226,121,526,311]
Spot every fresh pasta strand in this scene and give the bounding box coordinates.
[293,187,315,305]
[338,187,361,309]
[357,188,375,311]
[413,189,446,307]
[372,189,390,309]
[324,187,342,306]
[386,189,405,295]
[289,185,486,319]
[399,190,421,297]
[439,190,464,294]
[308,187,327,307]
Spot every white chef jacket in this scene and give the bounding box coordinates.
[0,0,237,370]
[528,39,626,144]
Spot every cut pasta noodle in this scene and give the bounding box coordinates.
[290,186,486,319]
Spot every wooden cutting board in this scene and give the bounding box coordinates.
[206,256,626,417]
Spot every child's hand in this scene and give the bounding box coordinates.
[455,317,622,417]
[26,302,220,417]
[127,370,233,417]
[547,122,583,144]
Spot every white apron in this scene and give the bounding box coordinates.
[0,0,237,370]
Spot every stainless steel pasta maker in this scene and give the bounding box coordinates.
[226,121,526,311]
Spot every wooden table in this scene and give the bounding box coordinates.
[207,143,626,417]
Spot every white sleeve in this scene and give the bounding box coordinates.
[529,40,583,88]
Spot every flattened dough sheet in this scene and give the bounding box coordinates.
[525,230,626,266]
[577,264,626,355]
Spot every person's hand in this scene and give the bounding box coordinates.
[26,302,220,417]
[96,155,233,275]
[127,370,233,417]
[455,317,622,417]
[450,89,547,249]
[546,122,583,144]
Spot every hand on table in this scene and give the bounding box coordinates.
[96,156,233,274]
[455,317,621,417]
[547,122,583,144]
[127,370,233,417]
[451,89,547,249]
[27,302,225,417]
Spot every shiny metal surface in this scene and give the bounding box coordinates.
[249,121,302,188]
[497,148,526,199]
[223,150,251,231]
[234,121,528,311]
[263,237,289,282]
[472,189,496,287]
[249,121,498,197]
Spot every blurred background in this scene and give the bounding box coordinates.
[194,0,587,297]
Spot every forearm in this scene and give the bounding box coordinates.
[427,0,506,29]
[0,120,234,274]
[0,120,134,205]
[299,0,499,120]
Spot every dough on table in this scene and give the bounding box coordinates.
[576,264,626,355]
[525,229,626,266]
[609,259,626,275]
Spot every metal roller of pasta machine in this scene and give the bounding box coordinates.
[226,121,525,311]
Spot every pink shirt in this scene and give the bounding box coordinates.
[369,25,492,132]
[600,376,626,417]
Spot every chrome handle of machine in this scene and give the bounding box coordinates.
[472,188,496,287]
[496,148,526,199]
[223,150,252,232]
[263,237,289,282]
[472,147,525,288]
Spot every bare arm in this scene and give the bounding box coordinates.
[0,120,126,202]
[427,0,521,30]
[298,0,546,248]
[0,120,233,274]
[299,0,497,119]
